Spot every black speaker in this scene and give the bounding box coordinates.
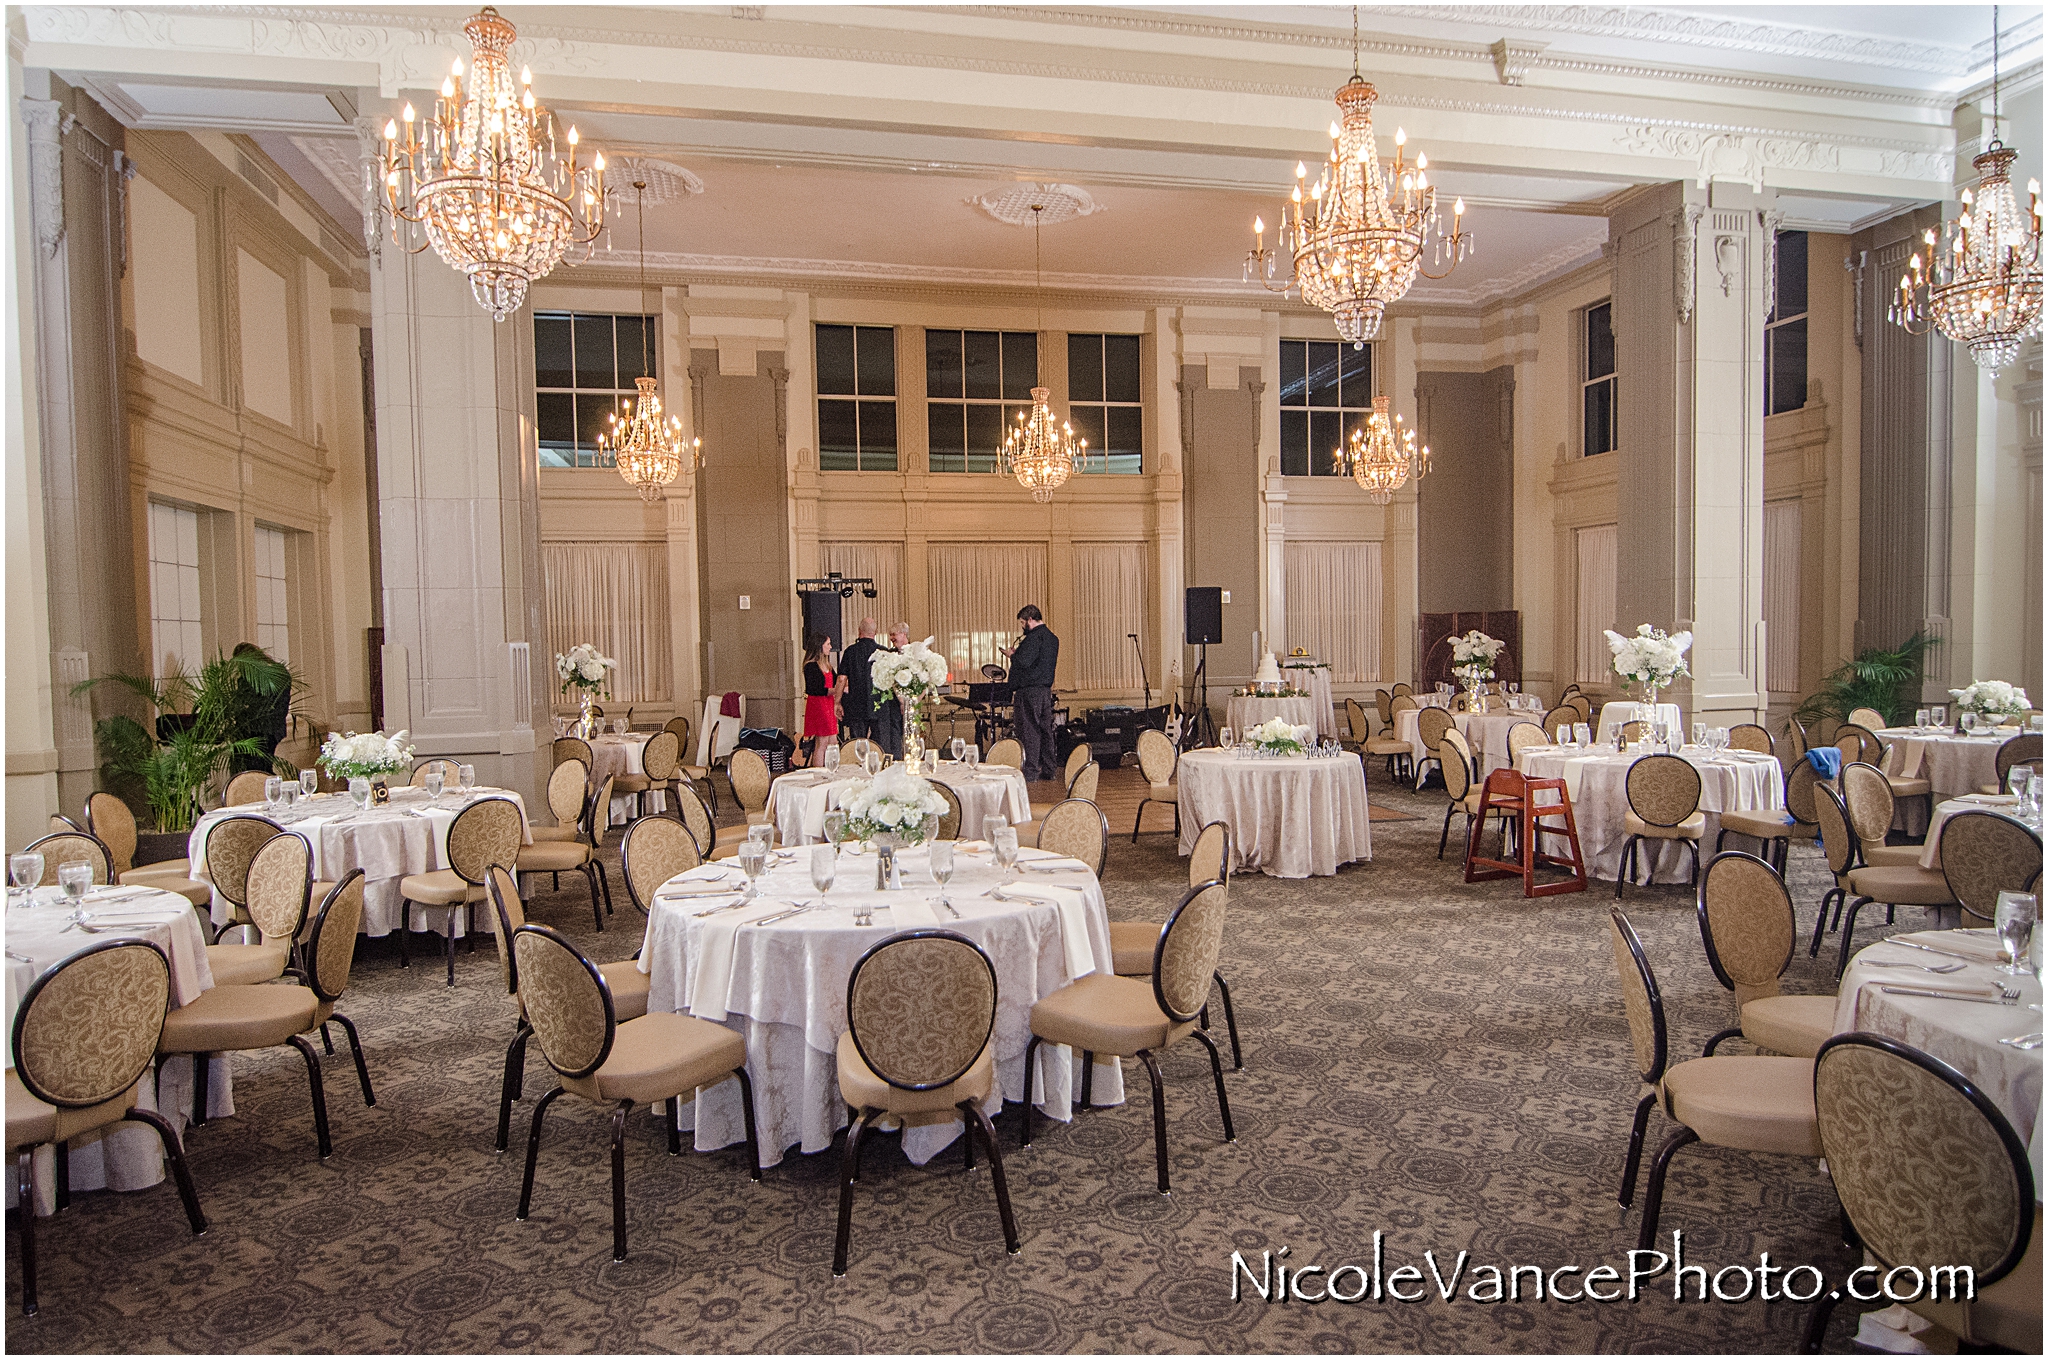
[1185,586,1223,646]
[801,591,843,652]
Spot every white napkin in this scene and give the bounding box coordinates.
[998,884,1095,978]
[1017,856,1091,873]
[802,783,833,840]
[687,905,781,1022]
[890,899,941,929]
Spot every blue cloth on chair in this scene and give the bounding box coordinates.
[1805,747,1842,780]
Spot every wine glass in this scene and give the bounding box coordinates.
[57,860,92,908]
[993,826,1019,884]
[810,843,836,905]
[2008,765,2033,800]
[1219,726,1235,751]
[1691,722,1706,750]
[424,770,445,804]
[1994,891,2036,975]
[822,743,840,772]
[279,783,298,815]
[930,840,955,911]
[300,768,318,798]
[264,775,283,812]
[348,777,372,812]
[963,745,979,770]
[1915,707,1930,731]
[10,851,44,904]
[951,737,966,762]
[863,750,882,777]
[738,842,767,900]
[459,764,477,793]
[1931,705,1949,728]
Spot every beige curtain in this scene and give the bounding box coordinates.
[1284,540,1381,682]
[1069,543,1148,691]
[1575,524,1618,685]
[542,542,671,705]
[1763,500,1802,693]
[820,542,905,639]
[927,543,1047,679]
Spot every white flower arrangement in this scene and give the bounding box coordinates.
[554,643,615,696]
[1449,630,1506,686]
[317,729,414,783]
[871,637,950,703]
[1604,624,1693,690]
[1243,716,1308,757]
[1949,679,2031,721]
[838,764,949,844]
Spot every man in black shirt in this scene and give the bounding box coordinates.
[839,617,881,743]
[1004,605,1059,781]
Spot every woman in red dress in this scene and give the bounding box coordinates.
[800,633,843,767]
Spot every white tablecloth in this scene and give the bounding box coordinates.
[586,733,667,824]
[1225,696,1318,742]
[639,844,1121,1168]
[1836,929,2042,1182]
[5,886,232,1215]
[1595,702,1685,745]
[1390,707,1546,786]
[1917,795,2038,870]
[1280,664,1336,737]
[768,762,1030,847]
[1515,745,1785,883]
[1873,727,2011,800]
[1175,749,1373,878]
[189,788,531,937]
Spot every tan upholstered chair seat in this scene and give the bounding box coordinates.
[1028,973,1194,1055]
[204,942,291,987]
[1861,844,1925,867]
[527,825,581,843]
[5,1070,141,1148]
[158,983,319,1053]
[1739,995,1837,1059]
[1659,1055,1820,1156]
[613,773,650,794]
[121,857,192,881]
[1108,920,1161,976]
[836,1030,994,1119]
[708,825,753,859]
[1365,736,1409,755]
[396,869,475,906]
[1843,865,1954,907]
[565,1011,745,1105]
[601,961,651,1022]
[1147,782,1177,805]
[1887,775,1933,799]
[121,873,214,908]
[1622,809,1706,840]
[1715,808,1793,839]
[744,809,772,827]
[515,842,591,872]
[1907,1219,2041,1352]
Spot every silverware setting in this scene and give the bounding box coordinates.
[1997,1032,2044,1049]
[748,904,816,928]
[5,949,38,966]
[1862,960,1967,974]
[687,897,750,918]
[1890,939,1996,963]
[1879,984,2022,1006]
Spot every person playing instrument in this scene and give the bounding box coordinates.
[1003,605,1060,781]
[799,633,843,767]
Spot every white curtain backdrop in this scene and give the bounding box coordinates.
[543,543,671,706]
[820,542,906,639]
[1284,540,1382,682]
[927,544,1047,679]
[1069,543,1148,691]
[1575,524,1618,685]
[1763,500,1802,693]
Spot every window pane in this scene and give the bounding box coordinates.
[573,315,614,389]
[616,316,652,382]
[857,401,897,470]
[964,331,1001,400]
[537,391,575,447]
[1104,334,1141,404]
[1768,319,1807,415]
[1280,340,1308,407]
[535,314,574,389]
[1584,378,1615,456]
[1309,409,1343,474]
[818,399,859,470]
[1307,341,1340,407]
[924,329,962,400]
[1103,404,1142,474]
[927,403,964,473]
[1068,334,1104,403]
[576,392,620,451]
[1775,231,1808,319]
[1586,303,1614,380]
[1281,409,1308,475]
[1002,331,1037,398]
[817,325,857,396]
[965,402,1003,461]
[856,326,896,396]
[1339,343,1372,409]
[1069,404,1105,457]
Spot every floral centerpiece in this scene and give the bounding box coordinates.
[1604,624,1693,709]
[839,764,949,845]
[1231,686,1309,698]
[318,729,413,802]
[1243,716,1307,757]
[1949,679,2031,724]
[871,637,951,762]
[1449,630,1506,693]
[555,643,616,736]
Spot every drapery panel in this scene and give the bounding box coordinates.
[927,543,1048,680]
[542,542,671,706]
[1069,543,1148,691]
[820,542,906,641]
[1575,524,1618,686]
[1283,540,1382,682]
[1763,500,1802,693]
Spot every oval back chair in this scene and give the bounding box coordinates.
[21,831,113,887]
[728,748,772,823]
[1616,754,1704,897]
[1506,721,1550,766]
[985,738,1024,769]
[1067,761,1100,805]
[933,782,964,841]
[1035,799,1109,877]
[1938,811,2043,923]
[411,758,463,788]
[1995,733,2043,790]
[620,814,700,916]
[1727,723,1774,756]
[552,736,594,770]
[222,770,272,807]
[1833,723,1886,769]
[1188,821,1232,889]
[82,792,139,874]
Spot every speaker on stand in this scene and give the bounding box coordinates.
[1182,587,1223,749]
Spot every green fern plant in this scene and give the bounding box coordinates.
[1794,632,1936,730]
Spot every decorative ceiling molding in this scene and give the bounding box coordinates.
[1407,232,1608,307]
[966,182,1105,226]
[565,247,1270,300]
[287,132,364,210]
[607,156,704,205]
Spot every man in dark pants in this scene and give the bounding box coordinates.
[839,617,880,743]
[1004,605,1060,782]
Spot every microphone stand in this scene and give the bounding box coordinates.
[1127,632,1150,711]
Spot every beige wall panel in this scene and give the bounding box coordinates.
[236,247,293,425]
[129,174,203,386]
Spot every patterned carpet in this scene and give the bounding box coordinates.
[9,765,1899,1353]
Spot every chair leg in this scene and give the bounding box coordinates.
[1702,1026,1742,1057]
[319,1022,335,1057]
[1131,797,1150,843]
[1190,1029,1235,1143]
[1686,839,1701,887]
[286,1035,333,1158]
[1799,1286,1841,1353]
[192,1052,210,1127]
[1809,887,1840,957]
[443,913,456,987]
[1836,897,1873,979]
[1438,803,1456,859]
[1137,1048,1170,1195]
[610,1099,633,1262]
[1637,1126,1699,1251]
[516,1087,565,1220]
[1018,1036,1041,1148]
[1614,837,1635,900]
[332,1013,376,1107]
[53,1143,67,1211]
[1714,828,1727,854]
[1213,971,1243,1070]
[732,1067,762,1181]
[1079,1051,1095,1110]
[833,1108,873,1276]
[584,863,604,933]
[963,1101,1021,1256]
[123,1108,206,1234]
[397,908,410,967]
[15,1148,36,1317]
[496,1021,532,1153]
[666,1096,682,1156]
[598,862,614,916]
[1617,1092,1656,1208]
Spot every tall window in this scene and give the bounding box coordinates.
[534,311,655,468]
[1766,230,1809,416]
[817,324,897,471]
[1279,339,1371,476]
[927,330,1035,474]
[1582,301,1617,456]
[147,501,204,678]
[252,525,290,663]
[1067,333,1143,474]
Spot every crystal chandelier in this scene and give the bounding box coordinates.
[1888,9,2042,372]
[1338,396,1430,505]
[998,205,1091,502]
[598,182,701,502]
[380,7,609,320]
[1246,6,1470,346]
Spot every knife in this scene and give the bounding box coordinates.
[1879,986,2014,1005]
[1889,940,1995,963]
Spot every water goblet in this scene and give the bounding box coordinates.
[424,770,446,804]
[993,827,1019,884]
[264,775,283,813]
[738,843,767,901]
[1691,722,1706,750]
[459,764,477,793]
[279,783,299,814]
[981,815,1006,850]
[615,719,628,736]
[863,750,882,777]
[348,777,372,812]
[1931,705,1949,728]
[1961,711,1980,736]
[1915,707,1930,731]
[1994,891,2036,975]
[300,768,319,798]
[822,743,841,772]
[822,810,848,849]
[963,746,979,770]
[929,840,955,910]
[1574,722,1593,749]
[2009,765,2033,800]
[810,843,836,903]
[57,860,92,907]
[1218,726,1235,751]
[10,852,44,904]
[951,737,966,762]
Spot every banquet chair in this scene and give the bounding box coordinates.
[1618,720,1650,744]
[1727,723,1774,756]
[399,795,526,984]
[160,869,377,1158]
[192,814,282,944]
[512,923,759,1262]
[1373,689,1393,727]
[1832,722,1885,769]
[1389,693,1419,717]
[1438,730,1490,861]
[1715,757,1820,872]
[1694,852,1836,1060]
[680,783,750,861]
[619,815,700,918]
[20,830,113,886]
[841,738,874,766]
[1341,697,1371,755]
[1615,754,1705,898]
[1505,722,1550,767]
[728,748,774,828]
[1799,1034,2038,1353]
[986,738,1025,770]
[46,815,82,834]
[1365,716,1415,781]
[1607,910,1819,1251]
[487,867,651,1152]
[1838,762,1924,867]
[528,758,590,848]
[613,729,678,820]
[1777,717,1810,775]
[1109,822,1242,1067]
[410,758,462,788]
[1413,707,1453,786]
[1034,798,1110,876]
[516,774,615,935]
[8,939,206,1317]
[1541,705,1578,743]
[664,715,718,814]
[1985,732,2043,793]
[834,930,1018,1276]
[1391,682,1412,698]
[1449,693,1471,714]
[1809,785,1957,977]
[934,783,964,841]
[552,736,594,771]
[1844,706,1889,732]
[1130,729,1180,842]
[1936,810,2042,925]
[1021,880,1235,1193]
[83,792,209,906]
[1030,751,1097,820]
[222,770,272,807]
[1565,696,1594,730]
[203,830,309,986]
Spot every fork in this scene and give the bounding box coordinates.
[1862,960,1967,974]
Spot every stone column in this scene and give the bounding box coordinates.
[1611,182,1773,727]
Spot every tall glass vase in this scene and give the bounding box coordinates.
[901,695,925,765]
[578,689,596,739]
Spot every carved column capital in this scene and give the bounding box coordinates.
[20,98,71,256]
[1245,377,1265,457]
[1758,208,1787,319]
[765,363,790,448]
[1670,203,1706,325]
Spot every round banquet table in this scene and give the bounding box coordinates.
[1515,744,1785,884]
[188,787,531,937]
[1391,705,1547,786]
[1836,928,2042,1182]
[639,841,1122,1168]
[1916,795,2040,870]
[768,761,1030,846]
[1175,748,1373,878]
[1225,695,1318,741]
[1279,664,1336,737]
[1595,701,1685,745]
[585,732,668,824]
[5,885,233,1215]
[1873,726,2016,801]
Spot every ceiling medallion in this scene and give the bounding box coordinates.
[1246,5,1471,346]
[379,6,609,319]
[1887,8,2041,373]
[1339,396,1430,505]
[968,182,1105,227]
[997,204,1092,503]
[600,181,702,502]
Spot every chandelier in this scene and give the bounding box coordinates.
[1888,9,2042,372]
[1246,6,1469,346]
[380,7,608,320]
[998,204,1092,502]
[598,182,702,501]
[1338,396,1430,505]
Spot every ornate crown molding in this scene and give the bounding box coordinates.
[607,157,705,205]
